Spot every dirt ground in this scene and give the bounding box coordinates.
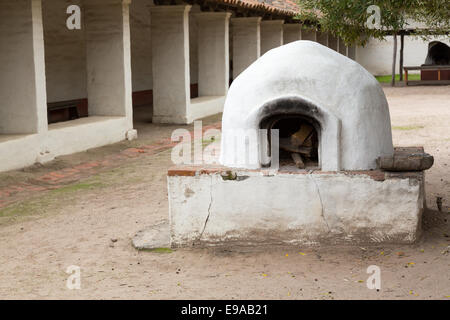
[0,85,449,300]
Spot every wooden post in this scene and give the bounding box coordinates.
[391,33,397,87]
[291,153,305,169]
[399,33,404,82]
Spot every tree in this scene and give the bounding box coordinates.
[296,0,449,86]
[414,0,450,35]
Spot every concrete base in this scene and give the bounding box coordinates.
[0,134,42,171]
[166,166,425,247]
[190,96,226,121]
[0,116,133,172]
[151,96,226,124]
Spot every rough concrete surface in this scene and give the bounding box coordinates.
[168,170,424,246]
[132,221,170,250]
[0,86,448,299]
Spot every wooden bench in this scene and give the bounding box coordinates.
[47,100,80,122]
[404,65,450,86]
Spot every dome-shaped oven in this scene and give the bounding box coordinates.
[220,41,394,171]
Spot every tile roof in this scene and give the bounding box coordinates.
[216,0,300,16]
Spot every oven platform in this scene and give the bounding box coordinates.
[134,166,426,249]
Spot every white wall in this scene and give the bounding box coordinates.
[189,5,200,85]
[130,0,153,92]
[196,12,231,97]
[43,0,156,100]
[130,2,199,93]
[43,0,86,103]
[0,0,47,134]
[84,0,133,120]
[150,5,191,124]
[356,35,450,75]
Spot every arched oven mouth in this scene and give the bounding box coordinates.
[260,114,321,170]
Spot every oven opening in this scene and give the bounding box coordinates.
[267,115,320,170]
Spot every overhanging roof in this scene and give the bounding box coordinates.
[215,0,300,16]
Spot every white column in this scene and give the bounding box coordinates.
[231,17,261,79]
[196,12,231,97]
[150,5,191,124]
[0,0,47,135]
[260,20,284,55]
[283,24,301,44]
[338,37,347,55]
[328,34,338,51]
[85,0,133,128]
[316,31,328,47]
[301,28,316,41]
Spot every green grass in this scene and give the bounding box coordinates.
[51,182,104,194]
[392,125,424,131]
[0,180,107,225]
[376,74,421,83]
[0,200,52,220]
[140,247,174,253]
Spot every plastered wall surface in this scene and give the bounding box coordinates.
[168,171,424,246]
[43,0,87,103]
[42,0,163,101]
[221,41,394,171]
[356,36,450,75]
[130,0,153,92]
[0,0,47,134]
